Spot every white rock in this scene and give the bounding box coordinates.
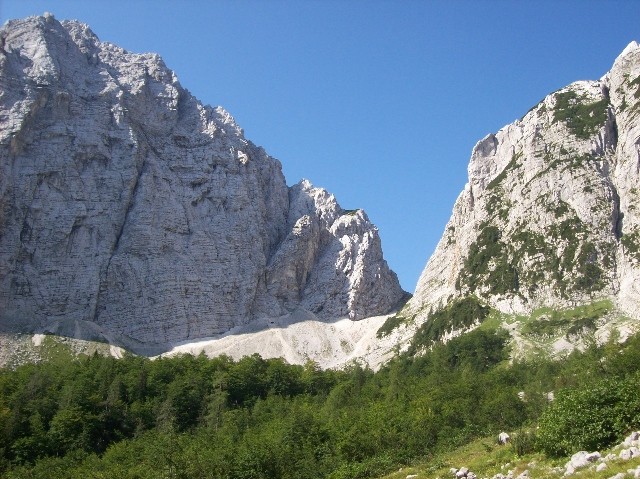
[397,40,640,356]
[597,463,608,472]
[620,447,640,460]
[407,475,418,479]
[624,432,640,447]
[456,468,469,478]
[565,451,601,475]
[608,474,626,479]
[498,432,510,444]
[0,15,405,358]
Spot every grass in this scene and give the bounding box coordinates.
[513,300,612,340]
[376,433,640,479]
[1,333,117,369]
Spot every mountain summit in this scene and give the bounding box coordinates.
[392,41,640,353]
[0,14,405,350]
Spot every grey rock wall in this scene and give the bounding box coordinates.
[0,14,405,345]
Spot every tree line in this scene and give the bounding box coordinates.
[1,327,640,478]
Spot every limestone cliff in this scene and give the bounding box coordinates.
[404,41,640,341]
[0,14,405,347]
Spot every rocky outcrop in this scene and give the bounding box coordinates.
[0,14,405,347]
[406,41,640,330]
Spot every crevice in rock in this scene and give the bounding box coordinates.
[92,136,148,324]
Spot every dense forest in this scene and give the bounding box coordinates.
[1,327,640,479]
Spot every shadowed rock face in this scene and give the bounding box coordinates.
[0,14,405,344]
[407,41,640,323]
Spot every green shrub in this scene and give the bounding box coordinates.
[630,75,640,99]
[460,225,518,295]
[377,313,411,338]
[510,429,537,456]
[487,152,522,190]
[553,90,609,139]
[410,297,490,351]
[621,230,640,261]
[536,373,640,456]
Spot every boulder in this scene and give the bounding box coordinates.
[620,447,640,460]
[624,432,640,448]
[565,451,601,475]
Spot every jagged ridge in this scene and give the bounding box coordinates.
[0,14,405,348]
[402,40,640,346]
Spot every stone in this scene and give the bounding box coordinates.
[608,474,626,479]
[624,432,640,447]
[456,467,469,478]
[515,471,529,479]
[597,463,608,472]
[406,475,418,479]
[619,447,640,460]
[498,432,510,444]
[565,451,601,475]
[0,15,405,354]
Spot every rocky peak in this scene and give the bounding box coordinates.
[0,14,405,349]
[406,41,640,335]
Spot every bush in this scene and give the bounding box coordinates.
[510,429,537,456]
[536,373,640,456]
[553,90,609,139]
[410,297,490,351]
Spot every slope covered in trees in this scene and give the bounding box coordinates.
[1,328,640,479]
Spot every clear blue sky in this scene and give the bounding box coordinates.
[2,0,639,292]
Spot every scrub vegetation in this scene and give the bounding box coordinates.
[552,90,609,139]
[2,326,640,479]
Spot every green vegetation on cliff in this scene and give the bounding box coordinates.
[553,90,609,139]
[458,211,610,299]
[409,297,491,352]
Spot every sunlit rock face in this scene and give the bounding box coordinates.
[0,14,405,344]
[407,41,640,323]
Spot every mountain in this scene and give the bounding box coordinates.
[385,41,640,355]
[0,14,405,360]
[3,14,639,370]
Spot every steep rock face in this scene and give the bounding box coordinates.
[408,41,640,324]
[0,14,405,345]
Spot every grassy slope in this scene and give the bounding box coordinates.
[379,434,640,479]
